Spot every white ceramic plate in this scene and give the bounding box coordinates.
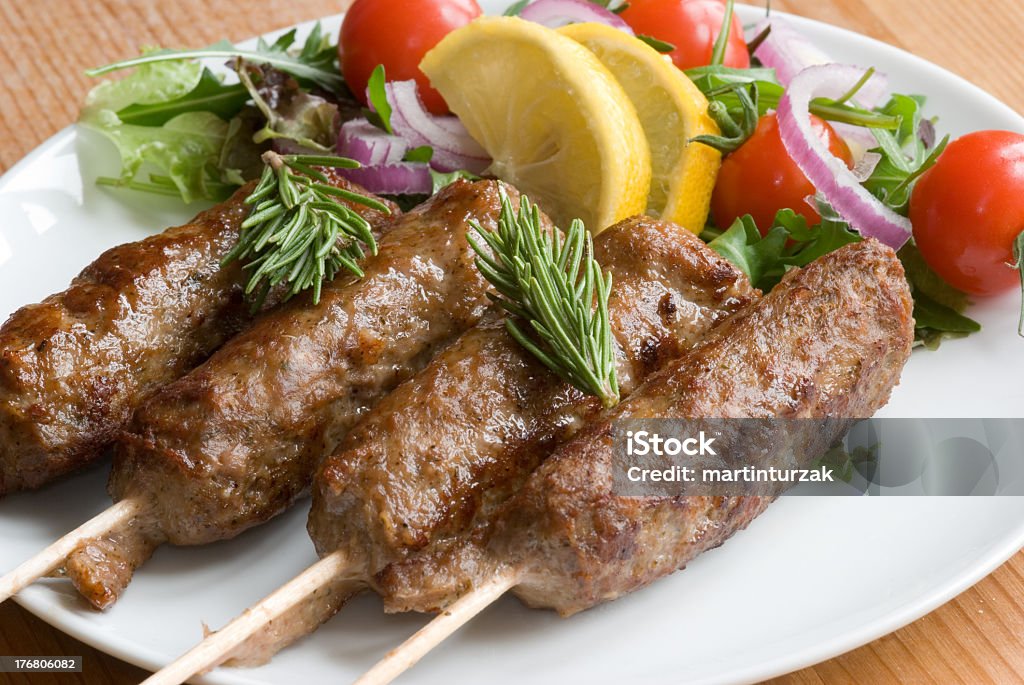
[2,5,1023,685]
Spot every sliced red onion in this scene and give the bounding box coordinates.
[753,17,830,86]
[850,151,882,182]
[754,17,889,108]
[832,122,881,155]
[519,0,634,34]
[340,162,432,196]
[337,119,409,166]
[777,64,911,249]
[378,81,490,174]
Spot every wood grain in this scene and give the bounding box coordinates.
[0,1,1021,684]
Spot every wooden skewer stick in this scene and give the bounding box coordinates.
[0,497,141,604]
[143,550,358,685]
[353,569,520,685]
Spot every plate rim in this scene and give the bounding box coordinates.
[3,5,1024,684]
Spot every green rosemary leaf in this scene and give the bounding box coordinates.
[468,191,619,407]
[224,151,390,308]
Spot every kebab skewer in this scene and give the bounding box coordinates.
[142,196,759,684]
[357,239,915,685]
[0,179,501,608]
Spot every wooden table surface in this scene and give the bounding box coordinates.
[0,1,1022,683]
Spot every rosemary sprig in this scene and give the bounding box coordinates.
[223,151,391,308]
[468,192,619,407]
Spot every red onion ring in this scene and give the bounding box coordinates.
[754,17,889,108]
[340,162,432,196]
[519,0,634,34]
[337,119,409,166]
[753,17,830,86]
[381,81,490,174]
[777,64,912,249]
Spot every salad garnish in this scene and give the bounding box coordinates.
[79,24,352,203]
[223,152,388,309]
[74,0,1023,345]
[469,191,619,407]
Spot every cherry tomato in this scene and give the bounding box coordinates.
[340,0,482,115]
[711,113,853,233]
[910,130,1024,296]
[620,0,749,70]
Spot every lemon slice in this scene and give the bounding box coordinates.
[420,17,651,232]
[559,22,721,233]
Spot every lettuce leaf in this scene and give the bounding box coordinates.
[79,51,241,203]
[237,63,338,152]
[81,111,231,202]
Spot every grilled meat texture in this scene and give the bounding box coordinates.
[0,173,395,495]
[64,180,506,609]
[310,216,757,582]
[221,217,754,666]
[379,240,914,615]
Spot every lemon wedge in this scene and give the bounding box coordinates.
[420,17,651,232]
[559,22,721,233]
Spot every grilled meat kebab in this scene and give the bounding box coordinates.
[209,216,757,664]
[378,239,914,616]
[0,173,394,495]
[61,180,508,609]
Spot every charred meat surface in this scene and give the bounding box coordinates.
[64,180,508,609]
[380,240,914,615]
[310,216,758,587]
[0,173,395,495]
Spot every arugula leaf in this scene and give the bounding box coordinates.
[366,65,393,133]
[430,168,481,194]
[86,22,345,94]
[898,243,981,348]
[778,203,862,268]
[707,205,860,291]
[863,95,949,215]
[864,131,949,214]
[707,216,788,287]
[116,69,248,126]
[898,242,969,311]
[688,66,899,155]
[912,292,981,334]
[404,146,434,163]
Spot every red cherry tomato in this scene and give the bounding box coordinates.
[711,113,853,233]
[340,0,482,115]
[910,130,1024,296]
[620,0,749,70]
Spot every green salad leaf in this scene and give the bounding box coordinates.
[365,65,394,133]
[80,55,239,203]
[116,69,248,127]
[863,95,949,215]
[706,205,861,291]
[706,216,788,288]
[81,22,345,203]
[85,23,344,94]
[898,243,981,348]
[85,111,232,202]
[403,146,434,163]
[237,63,339,152]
